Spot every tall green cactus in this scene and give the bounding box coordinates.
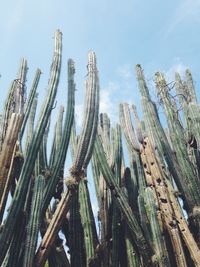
[22,175,45,267]
[42,58,75,212]
[0,30,62,265]
[35,51,99,267]
[154,72,200,212]
[94,134,152,266]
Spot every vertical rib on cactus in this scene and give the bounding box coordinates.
[55,106,64,159]
[119,103,140,152]
[25,93,38,152]
[0,30,62,265]
[99,113,111,157]
[79,178,99,267]
[91,156,101,204]
[22,175,45,267]
[144,187,171,267]
[131,104,144,143]
[69,188,85,267]
[35,51,99,267]
[111,125,122,267]
[94,134,152,266]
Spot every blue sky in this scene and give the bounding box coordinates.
[1,0,200,216]
[1,0,200,122]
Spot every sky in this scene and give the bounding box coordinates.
[1,0,200,121]
[1,0,200,219]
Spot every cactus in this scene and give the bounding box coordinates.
[22,175,45,267]
[94,134,152,266]
[1,31,200,267]
[0,114,23,218]
[42,58,75,212]
[35,51,99,267]
[155,72,200,217]
[0,29,62,265]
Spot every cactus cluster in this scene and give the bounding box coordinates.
[0,30,200,267]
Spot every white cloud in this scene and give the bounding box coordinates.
[75,82,119,128]
[165,59,188,82]
[117,64,132,79]
[100,82,119,122]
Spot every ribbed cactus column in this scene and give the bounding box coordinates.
[42,58,75,212]
[0,58,28,151]
[0,114,23,217]
[25,93,38,152]
[69,188,85,267]
[94,134,152,266]
[119,102,171,266]
[79,178,99,267]
[141,138,187,267]
[110,125,122,267]
[141,137,200,266]
[19,68,42,145]
[154,72,200,214]
[135,65,197,212]
[22,175,45,267]
[185,69,198,104]
[35,51,99,267]
[0,30,62,265]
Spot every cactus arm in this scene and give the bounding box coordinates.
[72,52,99,172]
[19,68,41,143]
[0,59,27,150]
[185,69,198,104]
[25,93,38,152]
[119,103,140,152]
[0,114,23,202]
